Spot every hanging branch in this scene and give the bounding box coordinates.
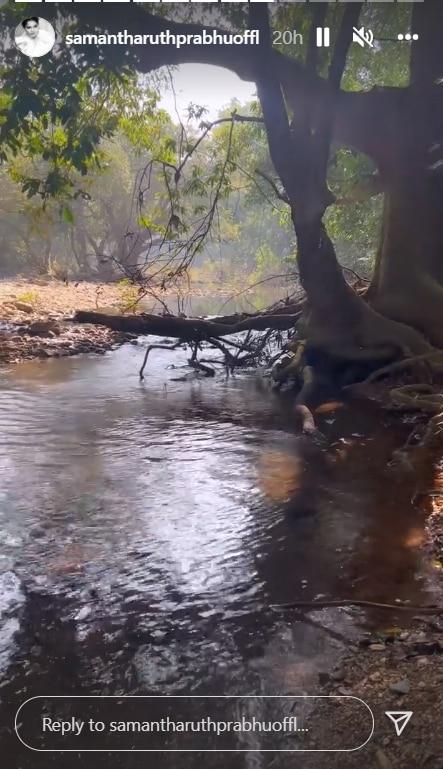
[175,112,264,183]
[113,112,267,295]
[255,170,290,205]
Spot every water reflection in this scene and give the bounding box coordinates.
[140,286,287,319]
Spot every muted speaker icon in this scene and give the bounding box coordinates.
[352,27,374,49]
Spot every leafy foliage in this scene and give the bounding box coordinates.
[0,2,415,282]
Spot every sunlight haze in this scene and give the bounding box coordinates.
[159,64,256,119]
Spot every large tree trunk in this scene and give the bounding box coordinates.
[250,3,432,363]
[367,170,443,347]
[366,3,443,347]
[70,4,442,370]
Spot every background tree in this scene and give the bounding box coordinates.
[1,2,443,363]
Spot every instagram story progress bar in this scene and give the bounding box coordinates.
[13,1,426,4]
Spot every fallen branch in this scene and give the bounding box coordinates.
[73,309,300,339]
[187,340,215,377]
[271,598,443,614]
[188,358,215,377]
[139,340,183,379]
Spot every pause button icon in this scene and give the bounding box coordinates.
[316,27,330,48]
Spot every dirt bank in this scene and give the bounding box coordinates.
[301,617,443,769]
[0,278,136,364]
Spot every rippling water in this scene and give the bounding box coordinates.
[0,342,438,767]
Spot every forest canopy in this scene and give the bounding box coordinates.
[0,3,396,287]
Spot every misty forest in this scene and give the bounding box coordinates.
[1,4,443,419]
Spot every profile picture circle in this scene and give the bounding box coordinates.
[15,17,55,58]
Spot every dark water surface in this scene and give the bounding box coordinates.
[0,342,437,766]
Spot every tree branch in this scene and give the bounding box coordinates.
[62,4,443,168]
[254,170,289,205]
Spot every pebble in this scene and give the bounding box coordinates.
[390,679,410,695]
[330,669,346,682]
[13,301,34,313]
[376,748,394,769]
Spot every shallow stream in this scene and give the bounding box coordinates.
[0,339,437,766]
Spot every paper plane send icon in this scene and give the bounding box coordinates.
[385,711,413,736]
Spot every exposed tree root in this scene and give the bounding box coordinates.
[302,295,433,363]
[390,384,443,412]
[74,277,436,376]
[294,365,319,435]
[387,384,443,477]
[271,338,306,384]
[348,351,443,390]
[294,404,317,434]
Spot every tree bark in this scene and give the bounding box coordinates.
[367,4,443,346]
[245,4,429,359]
[366,171,443,346]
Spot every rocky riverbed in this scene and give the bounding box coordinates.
[302,619,443,769]
[0,278,137,364]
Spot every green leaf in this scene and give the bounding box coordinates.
[61,205,74,225]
